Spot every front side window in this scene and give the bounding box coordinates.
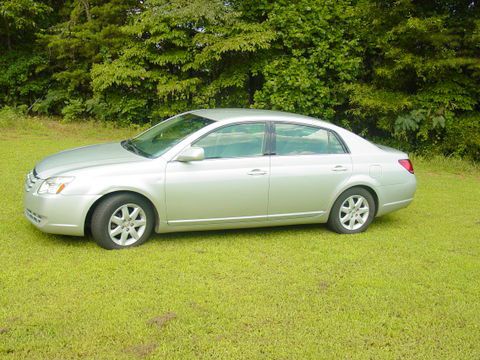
[274,123,346,155]
[127,113,215,158]
[194,122,266,159]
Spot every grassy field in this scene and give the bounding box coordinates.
[1,116,479,359]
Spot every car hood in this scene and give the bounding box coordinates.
[35,142,144,178]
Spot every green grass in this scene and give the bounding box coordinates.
[1,117,479,359]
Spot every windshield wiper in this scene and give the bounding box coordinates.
[121,139,150,158]
[121,139,138,154]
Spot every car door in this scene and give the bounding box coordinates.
[165,122,270,225]
[268,122,352,219]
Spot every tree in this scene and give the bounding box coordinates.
[91,0,274,122]
[0,0,52,108]
[35,0,139,119]
[348,0,480,158]
[253,0,362,121]
[0,0,51,50]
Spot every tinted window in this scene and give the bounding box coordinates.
[195,123,266,159]
[275,123,345,155]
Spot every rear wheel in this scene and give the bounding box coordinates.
[91,193,155,249]
[328,187,376,234]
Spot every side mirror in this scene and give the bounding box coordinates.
[177,146,205,162]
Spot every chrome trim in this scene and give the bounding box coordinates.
[25,209,43,224]
[168,210,325,225]
[168,214,268,225]
[24,169,40,192]
[269,210,325,220]
[383,198,413,207]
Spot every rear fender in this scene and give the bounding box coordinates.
[327,174,382,215]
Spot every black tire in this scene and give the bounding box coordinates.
[91,193,155,249]
[328,187,376,234]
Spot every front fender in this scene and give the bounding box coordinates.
[63,169,166,232]
[96,185,166,232]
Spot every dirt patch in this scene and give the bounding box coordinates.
[0,328,9,334]
[147,312,177,329]
[318,281,330,291]
[189,301,209,313]
[124,343,157,358]
[4,135,21,140]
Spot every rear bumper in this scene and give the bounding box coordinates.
[376,176,417,216]
[24,189,100,236]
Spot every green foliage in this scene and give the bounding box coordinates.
[0,0,51,50]
[0,0,479,159]
[442,114,480,160]
[348,0,480,159]
[254,0,362,121]
[90,0,275,122]
[35,0,139,120]
[61,99,85,122]
[0,51,49,107]
[0,106,26,127]
[0,1,53,109]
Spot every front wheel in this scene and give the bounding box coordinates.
[328,187,376,234]
[91,193,155,249]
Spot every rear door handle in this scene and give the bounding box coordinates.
[247,169,267,176]
[332,165,348,172]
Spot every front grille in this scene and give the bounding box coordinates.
[25,169,40,192]
[26,209,42,224]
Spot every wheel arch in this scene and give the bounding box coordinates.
[84,190,160,235]
[355,185,379,216]
[328,184,380,221]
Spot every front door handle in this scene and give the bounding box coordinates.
[332,165,348,172]
[247,169,267,176]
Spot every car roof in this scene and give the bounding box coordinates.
[187,108,384,154]
[189,108,331,127]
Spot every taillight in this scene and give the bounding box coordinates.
[398,159,414,174]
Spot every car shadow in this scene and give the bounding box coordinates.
[42,233,91,247]
[37,215,401,248]
[369,214,401,229]
[151,223,330,245]
[151,214,402,245]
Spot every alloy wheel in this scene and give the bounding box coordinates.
[108,203,147,246]
[339,195,370,231]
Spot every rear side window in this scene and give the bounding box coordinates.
[194,122,266,159]
[274,123,346,155]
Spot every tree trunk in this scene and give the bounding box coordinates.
[79,0,92,21]
[4,18,12,50]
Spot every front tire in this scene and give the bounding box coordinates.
[328,187,376,234]
[91,193,155,249]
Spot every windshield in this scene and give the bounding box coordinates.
[125,113,215,158]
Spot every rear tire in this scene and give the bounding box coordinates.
[328,187,376,234]
[91,193,155,249]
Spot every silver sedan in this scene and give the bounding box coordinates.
[24,109,416,249]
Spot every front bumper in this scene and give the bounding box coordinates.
[24,188,100,236]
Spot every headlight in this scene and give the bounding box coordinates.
[38,177,75,194]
